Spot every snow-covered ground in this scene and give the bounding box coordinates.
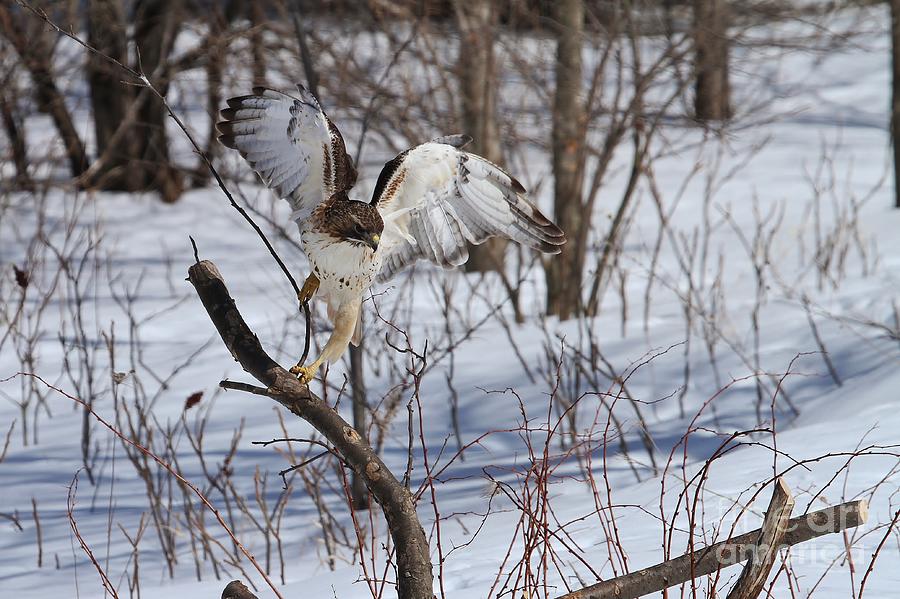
[2,7,899,599]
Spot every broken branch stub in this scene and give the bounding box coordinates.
[725,477,794,599]
[222,580,259,599]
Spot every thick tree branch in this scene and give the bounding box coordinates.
[188,260,433,599]
[557,494,867,599]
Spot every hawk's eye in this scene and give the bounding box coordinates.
[352,225,365,239]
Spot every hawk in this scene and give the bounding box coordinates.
[218,85,565,382]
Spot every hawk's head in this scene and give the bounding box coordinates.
[325,192,384,252]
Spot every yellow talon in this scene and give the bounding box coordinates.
[290,357,324,384]
[290,364,316,384]
[298,272,320,304]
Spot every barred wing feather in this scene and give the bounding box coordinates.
[217,85,357,223]
[373,136,565,281]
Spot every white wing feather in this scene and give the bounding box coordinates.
[218,86,356,223]
[373,138,565,281]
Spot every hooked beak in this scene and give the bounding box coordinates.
[365,233,380,252]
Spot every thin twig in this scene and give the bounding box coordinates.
[220,380,271,396]
[10,373,285,599]
[67,471,119,598]
[189,235,200,265]
[858,507,900,598]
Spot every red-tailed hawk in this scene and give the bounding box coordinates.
[218,85,565,382]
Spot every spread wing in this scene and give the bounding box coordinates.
[217,85,357,223]
[373,135,565,282]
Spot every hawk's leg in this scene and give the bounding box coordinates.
[290,296,360,385]
[297,272,319,304]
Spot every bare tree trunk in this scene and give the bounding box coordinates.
[87,0,132,189]
[546,0,586,320]
[349,341,369,510]
[250,0,267,88]
[289,0,320,99]
[0,85,31,189]
[38,73,90,178]
[0,6,89,179]
[454,0,506,273]
[132,0,183,203]
[891,0,900,208]
[693,0,731,121]
[193,1,227,186]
